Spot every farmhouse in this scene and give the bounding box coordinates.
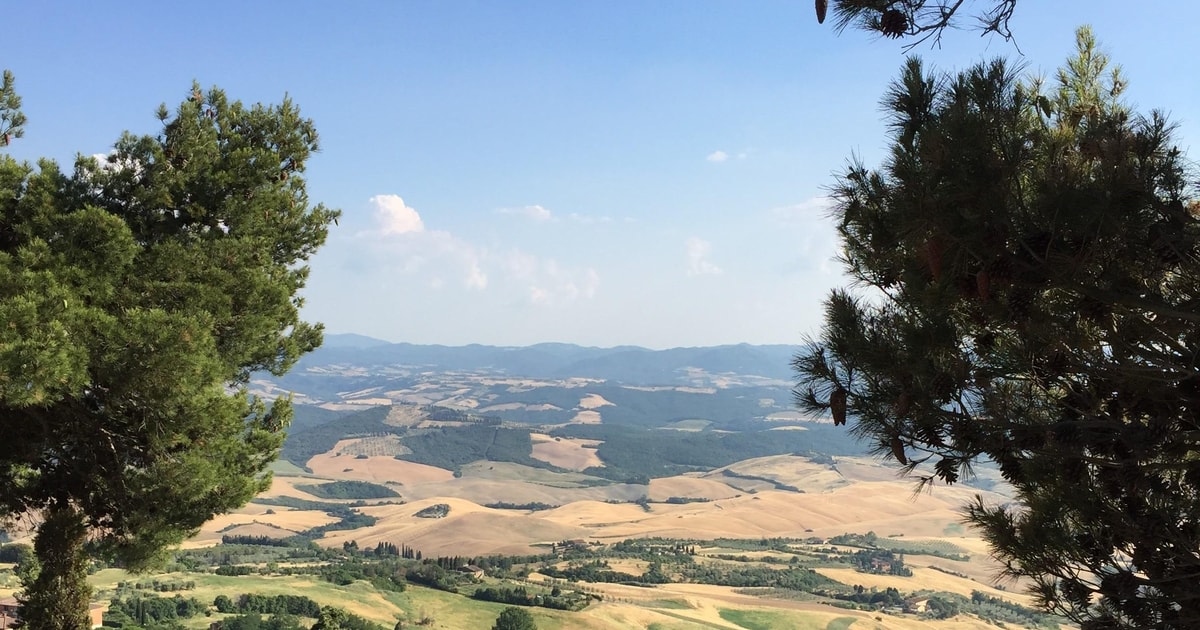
[0,597,106,629]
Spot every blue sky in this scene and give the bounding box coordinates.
[5,2,1197,348]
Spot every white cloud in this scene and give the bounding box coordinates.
[497,205,554,222]
[769,197,843,276]
[769,196,835,225]
[360,194,483,289]
[686,237,722,276]
[370,194,425,235]
[465,260,488,290]
[504,250,599,306]
[567,213,612,225]
[359,196,598,302]
[706,150,729,163]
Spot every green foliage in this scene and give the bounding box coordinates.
[220,535,293,547]
[678,563,837,591]
[0,71,26,145]
[396,425,549,470]
[19,505,92,630]
[280,406,394,468]
[540,559,642,585]
[215,613,306,630]
[847,549,912,577]
[232,593,322,617]
[310,605,386,630]
[716,608,785,630]
[106,592,207,626]
[491,606,537,630]
[578,384,788,429]
[295,480,400,500]
[556,424,860,481]
[869,537,970,561]
[248,497,379,539]
[0,75,338,619]
[968,590,1062,628]
[483,502,558,511]
[413,504,450,519]
[316,558,406,593]
[403,562,460,592]
[472,584,588,612]
[0,543,32,564]
[719,470,801,493]
[794,28,1199,628]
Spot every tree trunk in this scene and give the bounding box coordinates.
[19,503,92,630]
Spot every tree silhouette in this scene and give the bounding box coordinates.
[795,28,1200,628]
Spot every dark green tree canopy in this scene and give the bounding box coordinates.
[0,76,338,627]
[795,28,1199,628]
[491,606,538,630]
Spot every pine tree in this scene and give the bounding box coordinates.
[794,28,1200,628]
[819,0,1018,47]
[0,76,338,627]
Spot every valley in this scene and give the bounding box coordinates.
[3,338,1047,629]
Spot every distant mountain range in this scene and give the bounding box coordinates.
[296,334,802,385]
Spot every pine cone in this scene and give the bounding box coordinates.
[830,386,847,426]
[880,9,907,38]
[889,435,907,464]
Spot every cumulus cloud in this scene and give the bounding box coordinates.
[361,195,484,288]
[497,205,554,222]
[360,195,599,302]
[371,194,425,234]
[686,237,722,276]
[503,250,599,306]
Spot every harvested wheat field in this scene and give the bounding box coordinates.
[568,409,603,424]
[307,452,453,484]
[187,509,339,547]
[579,393,614,409]
[815,566,1029,606]
[528,482,1003,544]
[397,476,641,507]
[216,522,297,540]
[647,474,741,502]
[317,498,592,556]
[709,454,850,493]
[530,433,605,470]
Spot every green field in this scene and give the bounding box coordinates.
[718,609,836,630]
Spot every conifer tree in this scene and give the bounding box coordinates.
[0,75,339,627]
[795,28,1200,628]
[818,0,1019,47]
